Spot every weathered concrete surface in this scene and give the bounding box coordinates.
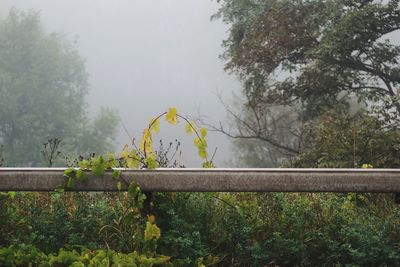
[0,168,400,192]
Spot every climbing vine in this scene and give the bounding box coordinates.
[57,107,214,264]
[63,107,213,191]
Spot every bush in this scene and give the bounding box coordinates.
[0,244,170,267]
[1,191,400,266]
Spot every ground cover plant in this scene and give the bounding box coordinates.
[1,191,400,266]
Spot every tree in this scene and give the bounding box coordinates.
[213,0,400,166]
[215,0,400,113]
[289,107,400,168]
[0,9,119,166]
[217,95,303,167]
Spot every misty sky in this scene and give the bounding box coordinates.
[2,0,240,166]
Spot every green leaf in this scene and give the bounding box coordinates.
[138,193,147,204]
[7,191,16,198]
[64,168,76,178]
[67,177,75,189]
[202,161,215,168]
[145,156,158,169]
[194,137,201,148]
[198,148,208,159]
[55,186,65,193]
[92,156,106,176]
[106,153,119,168]
[76,169,87,182]
[112,169,122,181]
[128,183,141,198]
[78,159,89,170]
[120,148,129,159]
[126,157,140,169]
[194,137,208,159]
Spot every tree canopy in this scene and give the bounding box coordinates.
[0,9,119,166]
[214,0,400,166]
[215,0,400,115]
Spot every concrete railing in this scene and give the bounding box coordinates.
[0,168,400,192]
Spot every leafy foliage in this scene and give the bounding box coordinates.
[62,107,212,183]
[215,0,400,116]
[4,190,398,266]
[290,108,400,168]
[3,2,400,267]
[213,0,400,166]
[0,244,170,266]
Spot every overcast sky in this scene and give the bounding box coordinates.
[2,0,240,166]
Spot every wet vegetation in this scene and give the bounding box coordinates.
[1,1,400,266]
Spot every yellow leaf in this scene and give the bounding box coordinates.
[122,149,141,168]
[149,117,160,134]
[362,164,373,169]
[140,140,153,155]
[143,128,152,142]
[165,107,178,125]
[200,127,207,138]
[140,129,153,153]
[194,137,201,148]
[144,221,161,241]
[153,225,161,240]
[126,157,140,169]
[144,222,152,241]
[147,215,155,223]
[185,121,194,134]
[120,149,129,159]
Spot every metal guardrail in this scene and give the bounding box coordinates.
[0,168,399,192]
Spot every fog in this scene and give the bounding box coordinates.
[2,0,240,166]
